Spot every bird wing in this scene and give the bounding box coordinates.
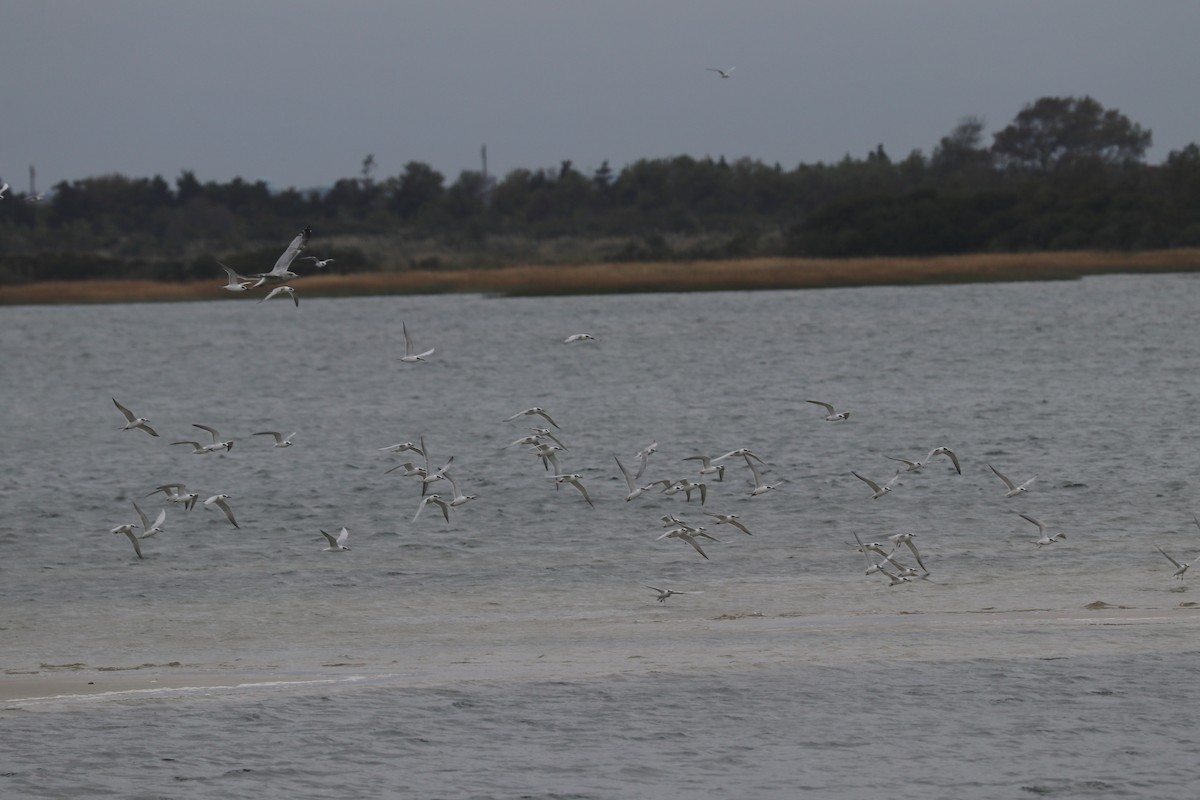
[113,397,136,422]
[254,431,283,443]
[1016,513,1045,534]
[271,227,310,274]
[931,447,962,474]
[336,527,350,545]
[988,464,1016,490]
[402,322,413,357]
[1156,546,1183,569]
[132,501,150,531]
[137,422,160,437]
[433,497,451,523]
[569,479,594,507]
[852,471,881,492]
[193,423,221,443]
[536,410,560,429]
[885,455,917,468]
[679,534,709,559]
[901,539,928,573]
[320,529,338,547]
[728,518,752,535]
[214,498,239,528]
[614,457,637,492]
[123,529,144,559]
[806,400,835,415]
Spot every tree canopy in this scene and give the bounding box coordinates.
[1,95,1197,283]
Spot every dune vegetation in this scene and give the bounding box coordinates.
[3,248,1198,306]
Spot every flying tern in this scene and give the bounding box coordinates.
[706,67,735,78]
[989,464,1037,497]
[886,447,961,475]
[132,501,167,539]
[400,322,435,362]
[320,527,351,552]
[204,494,240,528]
[554,474,595,507]
[413,494,451,523]
[112,398,159,437]
[806,400,850,421]
[1014,512,1065,546]
[887,532,929,575]
[110,521,144,559]
[702,511,752,535]
[507,407,560,429]
[218,262,254,292]
[634,441,658,479]
[1155,545,1198,579]
[852,470,900,499]
[253,430,296,447]
[746,456,786,496]
[378,441,424,455]
[146,483,198,510]
[683,455,726,482]
[258,285,299,306]
[249,226,310,286]
[563,333,595,343]
[615,456,654,501]
[646,585,701,603]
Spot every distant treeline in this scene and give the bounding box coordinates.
[2,95,1199,284]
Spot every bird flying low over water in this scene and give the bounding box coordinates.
[400,322,435,362]
[254,430,296,448]
[204,494,240,528]
[1155,542,1198,580]
[806,400,850,421]
[507,407,560,429]
[1013,512,1065,546]
[702,511,752,535]
[414,494,451,524]
[554,474,595,508]
[113,398,159,437]
[646,585,701,603]
[852,470,900,499]
[146,483,198,510]
[887,447,962,475]
[132,501,166,539]
[989,464,1037,497]
[563,333,595,343]
[258,285,299,306]
[320,527,351,552]
[110,521,144,559]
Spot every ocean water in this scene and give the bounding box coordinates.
[2,273,1199,798]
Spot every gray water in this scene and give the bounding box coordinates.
[2,274,1199,798]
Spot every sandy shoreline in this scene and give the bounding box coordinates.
[5,605,1197,705]
[2,249,1199,305]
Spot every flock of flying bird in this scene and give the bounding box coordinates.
[106,226,1199,601]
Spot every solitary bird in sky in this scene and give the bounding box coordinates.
[706,67,735,78]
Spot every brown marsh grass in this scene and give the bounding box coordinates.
[3,249,1199,306]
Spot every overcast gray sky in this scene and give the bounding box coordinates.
[3,1,1198,193]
